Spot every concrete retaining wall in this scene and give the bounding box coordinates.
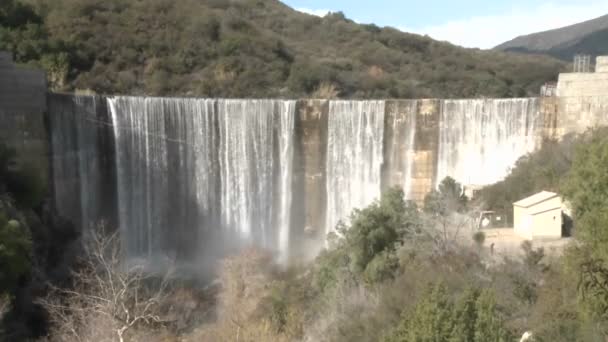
[596,56,608,73]
[0,52,47,182]
[557,73,608,97]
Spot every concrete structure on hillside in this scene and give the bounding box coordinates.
[0,51,47,180]
[549,55,608,137]
[596,56,608,73]
[557,56,608,97]
[513,191,563,240]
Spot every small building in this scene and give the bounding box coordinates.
[513,191,563,240]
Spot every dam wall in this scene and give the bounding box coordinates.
[0,52,47,181]
[45,94,606,263]
[1,49,606,262]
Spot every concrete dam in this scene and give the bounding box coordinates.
[3,52,608,264]
[45,93,608,263]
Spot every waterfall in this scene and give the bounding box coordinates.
[277,102,296,264]
[108,97,171,258]
[48,93,550,265]
[436,98,541,188]
[217,100,296,252]
[107,97,295,261]
[325,100,385,235]
[403,103,417,201]
[49,95,111,230]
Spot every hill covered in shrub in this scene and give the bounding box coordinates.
[2,0,565,98]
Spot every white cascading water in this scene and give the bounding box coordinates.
[436,98,541,188]
[108,97,296,261]
[217,100,295,253]
[51,94,548,264]
[325,100,385,236]
[108,97,171,257]
[49,95,103,230]
[403,102,417,201]
[277,102,296,264]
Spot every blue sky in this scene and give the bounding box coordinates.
[281,0,608,49]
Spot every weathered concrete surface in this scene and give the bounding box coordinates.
[382,100,417,192]
[557,73,608,97]
[540,97,559,139]
[47,94,117,229]
[410,100,440,204]
[292,100,328,244]
[0,52,47,181]
[380,99,440,204]
[596,56,608,73]
[554,96,608,136]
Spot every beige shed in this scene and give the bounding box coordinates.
[513,191,563,240]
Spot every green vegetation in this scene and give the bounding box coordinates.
[0,0,69,89]
[478,128,608,226]
[315,188,418,288]
[385,285,511,342]
[477,133,582,225]
[1,0,565,97]
[0,143,33,337]
[0,214,31,296]
[0,144,33,298]
[34,128,608,340]
[424,176,468,216]
[562,130,608,259]
[194,129,608,342]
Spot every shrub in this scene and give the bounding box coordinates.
[473,231,485,248]
[385,284,512,342]
[0,212,31,296]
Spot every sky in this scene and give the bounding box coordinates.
[281,0,608,49]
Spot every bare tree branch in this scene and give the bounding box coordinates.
[38,227,174,342]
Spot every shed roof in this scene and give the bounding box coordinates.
[513,191,559,208]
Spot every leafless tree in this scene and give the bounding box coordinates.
[39,229,173,342]
[424,211,476,255]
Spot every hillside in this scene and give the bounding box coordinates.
[1,0,565,98]
[495,14,608,61]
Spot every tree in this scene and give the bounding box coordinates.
[392,283,455,342]
[1,137,46,209]
[424,177,468,216]
[473,231,485,249]
[385,285,512,342]
[0,213,31,296]
[562,128,608,260]
[39,229,173,342]
[315,187,420,290]
[423,177,472,253]
[473,290,511,342]
[577,258,608,336]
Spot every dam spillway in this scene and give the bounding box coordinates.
[48,95,547,262]
[436,98,542,187]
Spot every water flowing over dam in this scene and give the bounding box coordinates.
[325,101,385,235]
[48,95,547,263]
[106,97,296,262]
[436,98,542,187]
